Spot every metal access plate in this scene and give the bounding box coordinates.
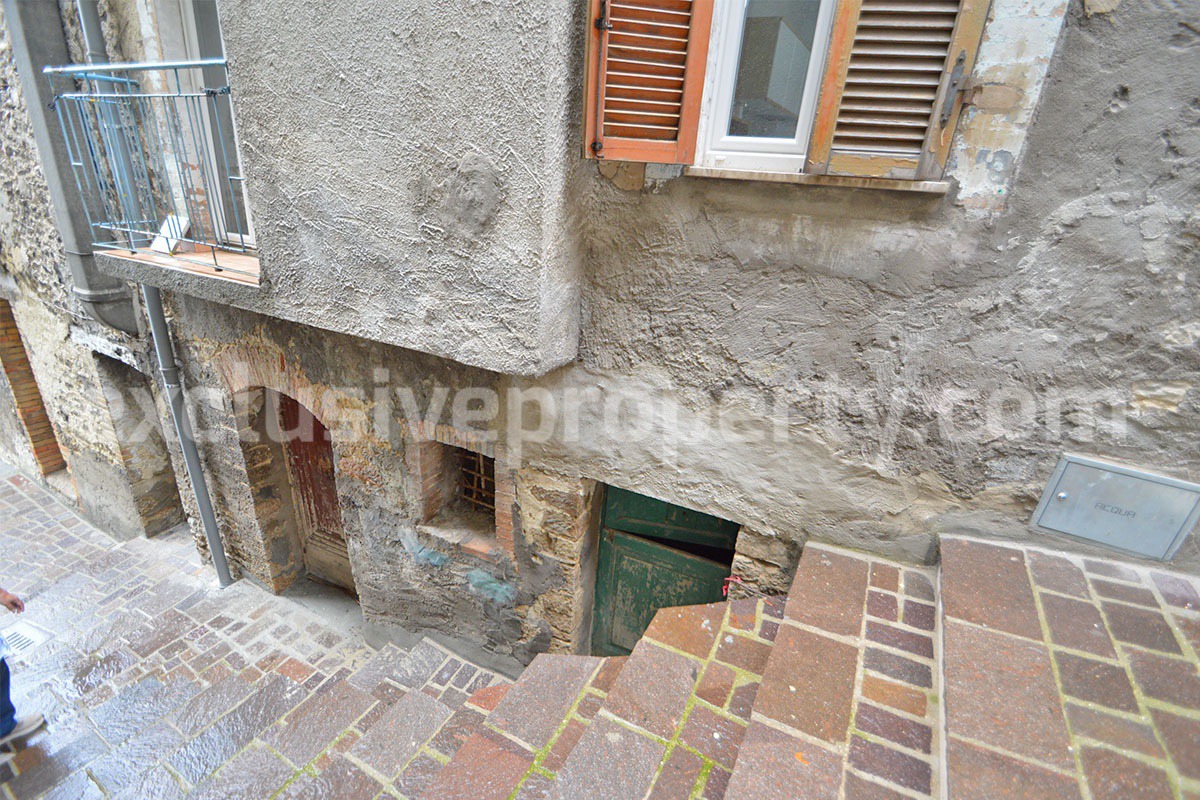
[1032,454,1200,561]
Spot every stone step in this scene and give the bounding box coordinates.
[939,536,1200,799]
[724,543,940,800]
[551,598,781,800]
[418,654,613,800]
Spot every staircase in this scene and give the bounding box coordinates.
[342,536,1200,799]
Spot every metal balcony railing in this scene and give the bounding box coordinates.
[45,59,256,279]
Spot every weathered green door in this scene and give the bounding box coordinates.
[591,487,740,656]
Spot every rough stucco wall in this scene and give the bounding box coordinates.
[544,0,1199,571]
[206,0,583,376]
[0,6,153,536]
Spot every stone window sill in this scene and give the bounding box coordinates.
[103,247,261,286]
[418,508,502,563]
[683,166,950,194]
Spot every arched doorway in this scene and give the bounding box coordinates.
[236,387,356,596]
[275,393,355,593]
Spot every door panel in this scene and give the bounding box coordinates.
[278,394,354,594]
[592,529,731,656]
[603,486,741,550]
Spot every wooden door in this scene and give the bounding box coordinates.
[278,395,355,594]
[591,487,738,656]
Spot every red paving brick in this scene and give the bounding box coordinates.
[855,702,933,753]
[418,728,534,800]
[724,721,844,800]
[753,624,858,744]
[848,736,931,794]
[1081,747,1174,800]
[941,538,1042,640]
[1054,652,1139,712]
[861,674,927,718]
[1102,601,1183,654]
[1028,551,1091,598]
[601,641,698,739]
[784,546,871,637]
[947,738,1082,800]
[1039,592,1118,658]
[1064,704,1165,758]
[943,620,1074,769]
[1152,572,1200,610]
[647,746,703,800]
[1148,707,1200,781]
[643,603,725,659]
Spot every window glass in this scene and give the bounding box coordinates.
[727,0,824,139]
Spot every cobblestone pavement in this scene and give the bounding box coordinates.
[0,470,508,799]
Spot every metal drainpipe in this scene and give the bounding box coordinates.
[142,285,233,587]
[1,0,138,334]
[74,0,233,586]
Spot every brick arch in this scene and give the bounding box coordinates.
[211,341,368,444]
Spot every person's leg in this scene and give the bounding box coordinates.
[0,659,15,738]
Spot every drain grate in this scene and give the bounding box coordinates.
[2,621,51,657]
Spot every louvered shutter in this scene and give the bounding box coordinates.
[807,0,991,180]
[584,0,715,164]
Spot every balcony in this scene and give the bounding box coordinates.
[45,59,259,286]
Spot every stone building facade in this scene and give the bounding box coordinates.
[0,0,1195,667]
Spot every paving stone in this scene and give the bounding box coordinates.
[590,656,626,693]
[428,705,487,759]
[784,546,870,637]
[843,772,912,800]
[349,688,453,777]
[542,717,586,772]
[1028,552,1091,598]
[4,732,109,800]
[110,766,186,800]
[267,677,377,765]
[551,716,664,800]
[451,663,478,689]
[512,772,555,800]
[1102,602,1182,654]
[89,676,200,746]
[1152,572,1200,610]
[867,591,898,622]
[902,600,935,632]
[728,598,758,631]
[1083,560,1141,582]
[865,621,934,659]
[714,632,772,674]
[943,620,1074,769]
[701,764,732,800]
[487,655,601,749]
[1054,652,1138,712]
[466,683,510,712]
[43,770,107,800]
[1064,704,1164,758]
[643,602,725,658]
[863,647,932,688]
[754,625,857,744]
[1081,747,1174,800]
[1039,593,1117,658]
[417,728,534,800]
[171,673,255,736]
[1092,579,1158,607]
[88,721,183,795]
[170,673,306,783]
[394,752,444,798]
[861,675,927,718]
[395,639,454,689]
[855,702,933,753]
[602,641,698,738]
[283,755,382,800]
[728,679,759,721]
[904,572,936,602]
[696,661,737,708]
[849,736,931,794]
[946,737,1082,800]
[1149,707,1200,781]
[186,743,294,800]
[647,745,703,800]
[723,721,843,800]
[1127,650,1200,709]
[869,564,900,593]
[680,705,746,767]
[941,539,1041,640]
[433,657,463,686]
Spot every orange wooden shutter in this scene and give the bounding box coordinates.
[806,0,991,180]
[584,0,715,164]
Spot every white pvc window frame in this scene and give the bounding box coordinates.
[695,0,838,172]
